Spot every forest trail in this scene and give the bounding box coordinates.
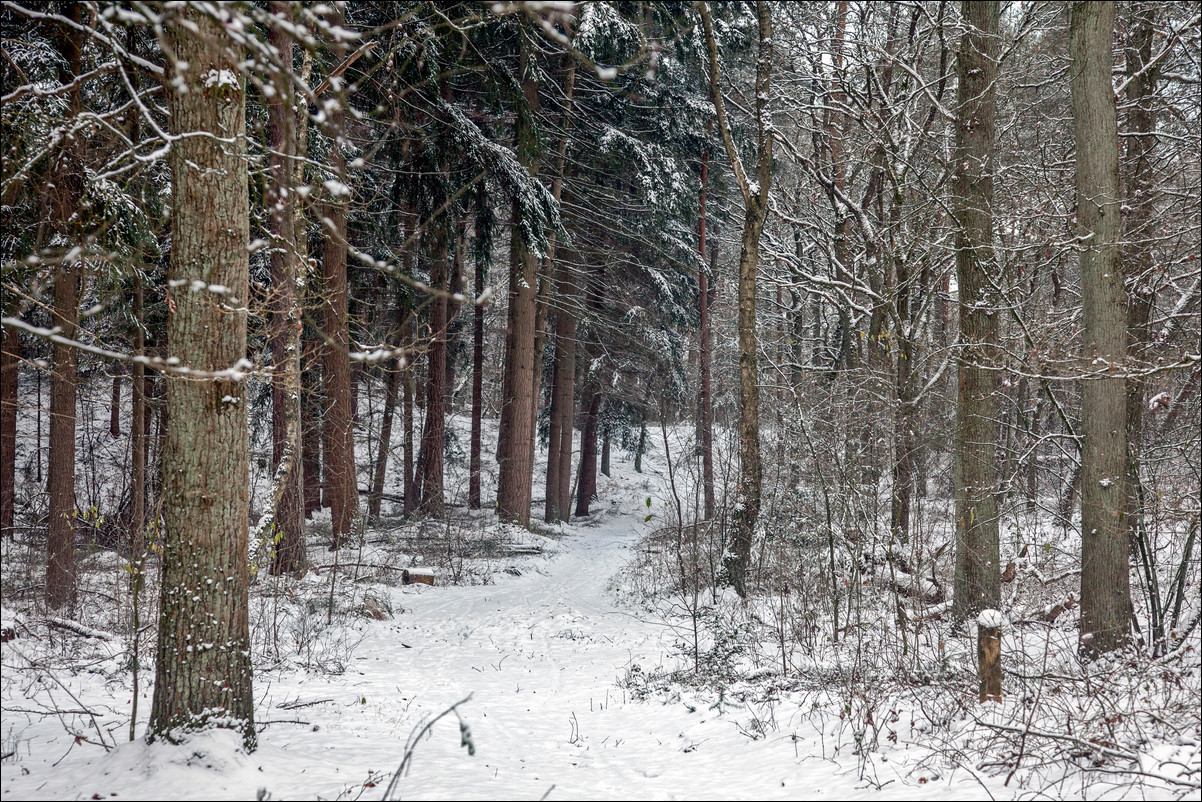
[307,467,990,801]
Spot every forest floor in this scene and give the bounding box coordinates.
[1,466,992,801]
[2,418,1198,800]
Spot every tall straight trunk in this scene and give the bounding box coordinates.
[496,25,541,525]
[402,311,417,515]
[301,329,323,516]
[531,57,577,470]
[1072,0,1131,656]
[952,0,1001,620]
[1124,4,1161,647]
[268,2,305,575]
[444,222,465,410]
[828,1,856,372]
[575,387,600,517]
[702,1,773,598]
[697,129,715,521]
[46,4,83,611]
[321,6,356,546]
[545,261,578,523]
[469,246,485,510]
[368,355,401,520]
[151,5,254,747]
[418,220,449,516]
[130,279,145,556]
[1,322,18,538]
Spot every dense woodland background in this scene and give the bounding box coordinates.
[0,1,1199,795]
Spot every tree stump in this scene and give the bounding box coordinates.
[977,609,1003,703]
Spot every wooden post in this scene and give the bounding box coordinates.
[977,609,1003,702]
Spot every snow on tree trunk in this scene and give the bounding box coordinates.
[150,4,255,748]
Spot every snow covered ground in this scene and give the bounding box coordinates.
[2,408,1198,800]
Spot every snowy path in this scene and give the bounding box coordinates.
[2,480,995,801]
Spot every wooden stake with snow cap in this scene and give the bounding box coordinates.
[977,608,1004,702]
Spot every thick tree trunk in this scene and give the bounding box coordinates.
[952,0,1002,621]
[45,4,83,612]
[151,6,254,747]
[1,322,18,538]
[575,388,600,517]
[1072,0,1131,656]
[321,7,356,546]
[418,220,449,516]
[496,26,541,525]
[268,2,305,575]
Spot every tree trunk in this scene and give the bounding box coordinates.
[130,279,145,557]
[698,129,716,521]
[151,6,255,747]
[268,2,305,576]
[301,329,323,516]
[369,302,404,521]
[1123,2,1160,647]
[469,249,485,510]
[418,219,449,516]
[702,0,772,598]
[1,322,18,538]
[109,370,121,438]
[321,6,356,546]
[575,387,600,517]
[496,25,541,525]
[402,311,417,515]
[546,266,577,523]
[952,0,1002,621]
[45,3,84,611]
[1072,0,1131,656]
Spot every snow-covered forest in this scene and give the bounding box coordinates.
[1,2,1199,799]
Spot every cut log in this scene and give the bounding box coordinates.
[977,610,1004,703]
[401,569,435,586]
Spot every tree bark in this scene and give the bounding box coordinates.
[701,1,773,598]
[952,0,1002,621]
[321,6,356,546]
[496,25,541,525]
[575,387,600,517]
[130,279,145,557]
[1,322,18,538]
[1124,3,1162,648]
[151,5,255,747]
[469,238,485,510]
[46,3,84,611]
[109,370,121,438]
[267,2,305,575]
[698,127,716,521]
[1072,0,1131,656]
[546,265,577,523]
[418,218,449,516]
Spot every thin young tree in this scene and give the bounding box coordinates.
[150,4,255,747]
[700,0,773,597]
